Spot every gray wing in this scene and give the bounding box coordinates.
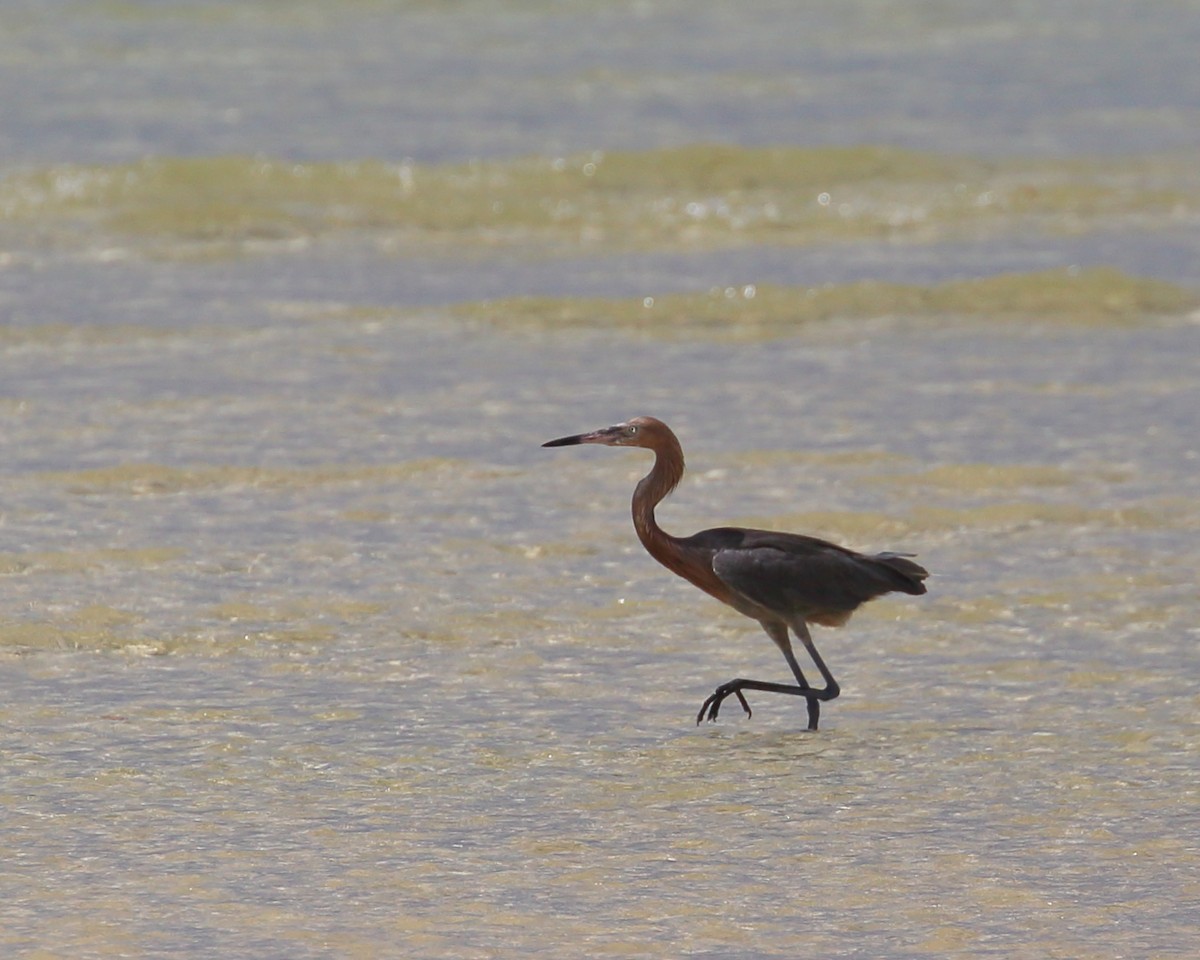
[711,540,917,620]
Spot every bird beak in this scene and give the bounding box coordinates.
[542,425,622,447]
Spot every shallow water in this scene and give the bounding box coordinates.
[4,308,1198,958]
[3,2,1200,958]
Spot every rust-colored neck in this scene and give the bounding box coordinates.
[628,426,735,605]
[631,432,684,547]
[631,431,710,593]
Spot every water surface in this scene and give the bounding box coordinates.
[2,2,1199,958]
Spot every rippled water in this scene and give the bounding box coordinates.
[3,1,1199,958]
[5,0,1200,164]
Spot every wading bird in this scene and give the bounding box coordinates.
[543,416,928,730]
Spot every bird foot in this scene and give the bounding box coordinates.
[696,684,753,724]
[696,678,828,729]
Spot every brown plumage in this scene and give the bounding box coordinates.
[543,416,928,730]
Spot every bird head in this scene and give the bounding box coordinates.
[542,415,670,450]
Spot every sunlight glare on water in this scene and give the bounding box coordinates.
[4,309,1198,957]
[2,0,1199,957]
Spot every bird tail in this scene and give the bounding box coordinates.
[874,552,929,595]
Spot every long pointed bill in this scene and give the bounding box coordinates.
[542,425,622,447]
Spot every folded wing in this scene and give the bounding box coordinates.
[703,528,927,624]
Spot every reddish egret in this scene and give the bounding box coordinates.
[543,416,928,730]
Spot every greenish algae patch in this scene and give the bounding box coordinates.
[736,510,917,543]
[208,598,383,623]
[4,146,1196,257]
[460,269,1198,339]
[746,500,1166,543]
[0,322,183,348]
[0,606,147,652]
[907,502,1163,532]
[40,459,467,495]
[712,448,916,471]
[886,463,1079,491]
[0,547,183,575]
[0,616,333,654]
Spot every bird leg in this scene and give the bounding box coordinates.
[695,620,839,730]
[697,678,829,727]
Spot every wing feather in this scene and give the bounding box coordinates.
[704,528,926,622]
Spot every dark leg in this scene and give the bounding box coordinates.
[780,638,821,731]
[697,678,833,726]
[695,620,838,730]
[792,619,840,708]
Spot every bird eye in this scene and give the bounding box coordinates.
[626,425,639,436]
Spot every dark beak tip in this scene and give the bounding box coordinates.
[542,435,582,448]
